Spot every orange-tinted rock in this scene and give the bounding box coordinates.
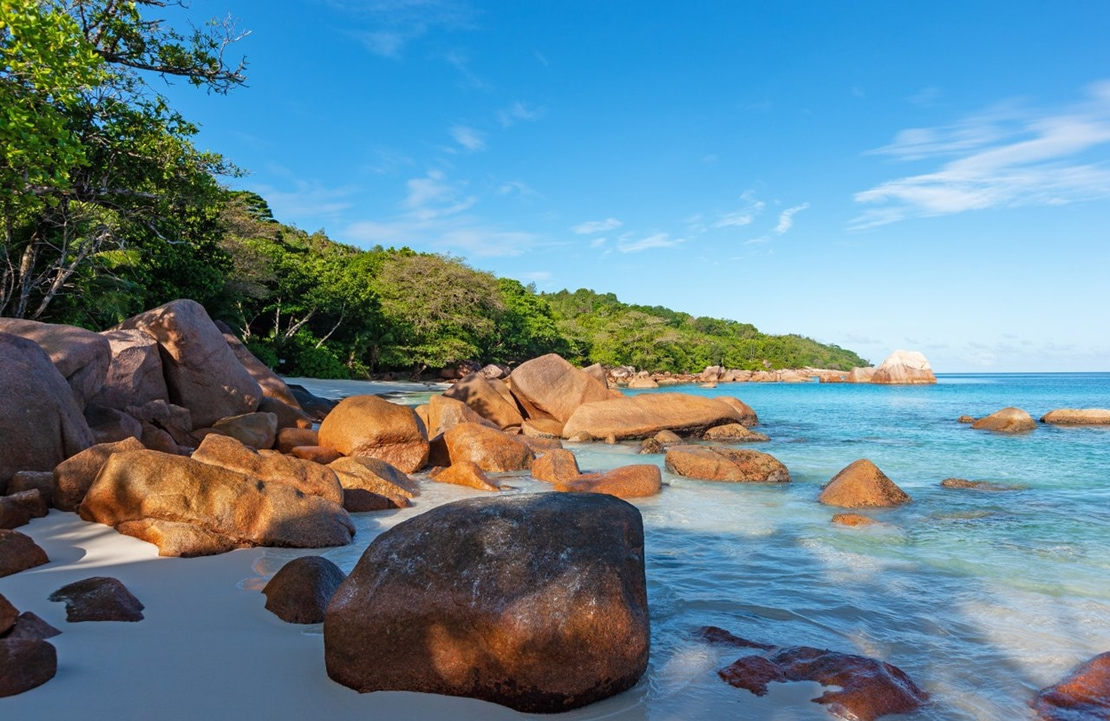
[719,645,928,721]
[263,556,346,624]
[508,354,616,424]
[847,366,877,383]
[697,625,775,650]
[116,299,262,427]
[48,576,144,622]
[442,422,534,472]
[521,418,565,438]
[117,519,244,557]
[832,513,878,527]
[443,372,525,430]
[957,415,976,424]
[940,478,1017,491]
[276,427,319,454]
[819,459,910,508]
[555,464,662,498]
[211,412,278,449]
[563,393,746,440]
[0,530,49,578]
[290,445,343,465]
[972,407,1037,433]
[51,437,146,512]
[715,397,759,426]
[318,395,429,473]
[0,638,57,697]
[532,449,581,484]
[0,332,93,487]
[702,423,769,442]
[665,445,790,483]
[1040,408,1110,426]
[517,436,563,454]
[80,450,354,555]
[328,456,419,506]
[324,493,649,713]
[191,434,343,505]
[627,377,658,389]
[870,350,936,385]
[425,394,499,437]
[1032,651,1110,720]
[430,460,500,491]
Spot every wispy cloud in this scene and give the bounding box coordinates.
[332,0,474,58]
[572,218,622,234]
[712,191,766,229]
[403,169,477,220]
[450,125,486,152]
[247,178,358,223]
[498,101,545,128]
[774,202,810,234]
[852,80,1110,229]
[445,51,491,91]
[617,232,685,253]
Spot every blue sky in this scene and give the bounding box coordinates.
[165,1,1110,372]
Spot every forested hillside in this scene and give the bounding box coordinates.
[1,1,867,379]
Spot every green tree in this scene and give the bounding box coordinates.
[0,0,245,322]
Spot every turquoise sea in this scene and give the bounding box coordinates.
[282,373,1110,720]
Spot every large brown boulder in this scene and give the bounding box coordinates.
[870,350,936,385]
[563,393,746,440]
[665,445,790,483]
[79,450,354,556]
[116,299,262,427]
[971,407,1037,433]
[1032,651,1110,720]
[555,464,662,498]
[0,332,93,487]
[191,434,344,505]
[324,493,650,713]
[0,318,110,408]
[1041,408,1110,426]
[328,456,419,507]
[0,490,48,530]
[818,459,911,508]
[89,328,168,410]
[51,437,146,512]
[441,422,534,472]
[443,372,524,430]
[0,530,49,578]
[318,395,429,473]
[210,411,278,449]
[715,397,759,427]
[507,354,616,424]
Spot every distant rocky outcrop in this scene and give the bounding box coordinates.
[870,350,937,385]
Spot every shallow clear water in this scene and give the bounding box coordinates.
[278,373,1110,720]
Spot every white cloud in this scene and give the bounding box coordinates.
[403,169,477,220]
[247,179,358,223]
[617,232,685,253]
[572,218,622,234]
[497,180,535,196]
[853,80,1110,229]
[498,101,545,128]
[713,191,766,229]
[774,202,810,234]
[332,0,474,58]
[589,236,608,248]
[450,125,486,152]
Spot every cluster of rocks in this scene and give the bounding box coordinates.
[961,406,1110,433]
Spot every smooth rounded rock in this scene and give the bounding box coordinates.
[318,395,429,473]
[818,459,910,508]
[263,556,347,624]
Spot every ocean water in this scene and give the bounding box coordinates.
[274,373,1110,720]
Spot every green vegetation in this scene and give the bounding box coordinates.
[1,1,868,378]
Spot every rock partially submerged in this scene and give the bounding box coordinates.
[1032,651,1110,720]
[554,464,663,498]
[324,493,649,713]
[1040,408,1110,426]
[665,445,790,483]
[818,459,910,508]
[972,407,1037,433]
